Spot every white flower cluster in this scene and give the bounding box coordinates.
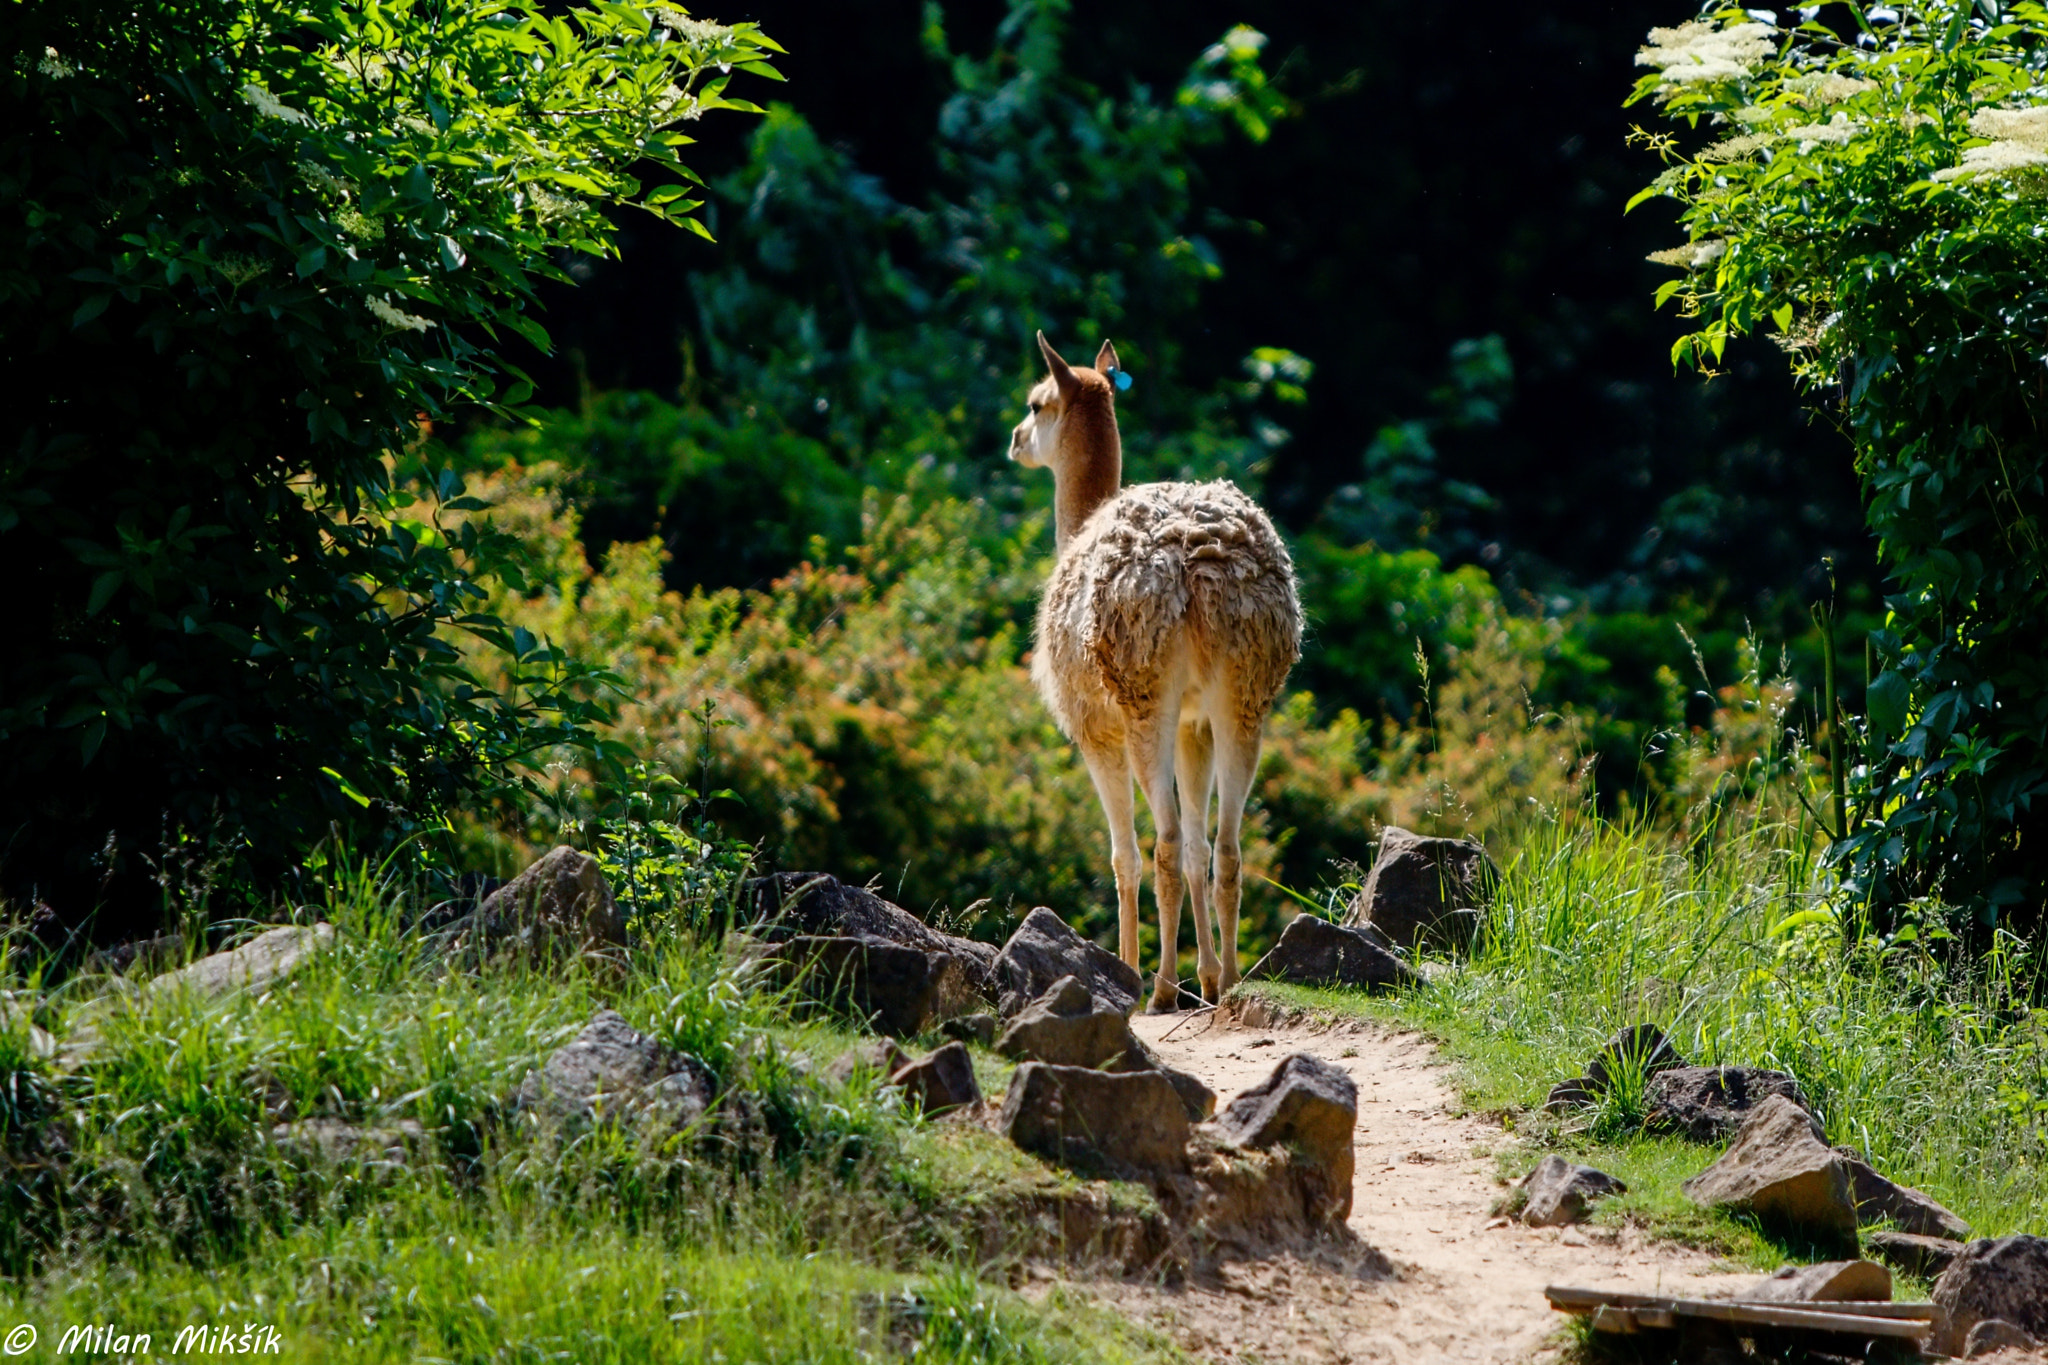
[1637,20,1776,87]
[38,47,73,78]
[1934,105,2048,181]
[1783,112,1863,149]
[1788,73,1876,104]
[367,296,434,332]
[1647,238,1727,269]
[240,83,310,125]
[654,10,733,46]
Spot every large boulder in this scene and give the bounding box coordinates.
[824,1038,911,1088]
[889,1042,981,1117]
[1963,1319,2042,1358]
[1342,826,1495,954]
[1212,1053,1358,1221]
[146,923,335,998]
[999,1062,1190,1177]
[452,848,625,959]
[271,1118,426,1167]
[1737,1260,1891,1303]
[1585,1024,1688,1092]
[1836,1149,1972,1239]
[759,935,959,1038]
[1244,915,1416,991]
[1517,1154,1626,1228]
[996,976,1140,1070]
[991,908,1142,1018]
[1680,1095,1857,1243]
[1931,1236,2048,1357]
[514,1009,714,1132]
[1645,1065,1809,1143]
[745,872,995,1016]
[1867,1229,1967,1280]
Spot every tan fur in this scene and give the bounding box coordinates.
[1011,334,1302,1008]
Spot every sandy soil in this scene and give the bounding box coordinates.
[1081,1005,1759,1364]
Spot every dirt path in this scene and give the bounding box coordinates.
[1091,1005,1756,1364]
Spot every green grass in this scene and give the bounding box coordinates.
[1245,806,2048,1259]
[0,861,1182,1363]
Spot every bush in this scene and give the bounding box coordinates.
[1629,1,2048,939]
[0,0,775,928]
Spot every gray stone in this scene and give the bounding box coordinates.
[1964,1319,2043,1359]
[1342,826,1496,954]
[456,847,625,958]
[889,1042,981,1116]
[1154,1062,1217,1123]
[1680,1095,1857,1242]
[146,923,334,999]
[271,1118,426,1165]
[761,934,946,1037]
[1517,1154,1627,1228]
[745,872,995,1016]
[999,1062,1190,1177]
[514,1009,713,1131]
[1244,914,1417,991]
[1836,1148,1973,1239]
[1737,1259,1891,1303]
[1212,1053,1359,1220]
[1932,1235,2048,1357]
[1867,1229,1966,1280]
[996,975,1139,1070]
[1543,1077,1597,1113]
[940,1013,997,1047]
[1645,1065,1809,1143]
[825,1038,911,1088]
[1586,1024,1687,1093]
[991,908,1142,1018]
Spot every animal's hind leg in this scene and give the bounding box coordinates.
[1129,708,1185,1013]
[1211,717,1265,996]
[1078,740,1142,973]
[1177,717,1221,1003]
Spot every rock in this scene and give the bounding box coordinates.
[999,1062,1191,1177]
[1342,826,1496,954]
[939,1013,997,1047]
[1543,1077,1597,1113]
[825,1038,912,1088]
[1586,1024,1688,1093]
[1212,1053,1359,1220]
[991,908,1142,1019]
[88,933,186,977]
[760,935,947,1038]
[455,848,625,959]
[1931,1235,2048,1357]
[1965,1320,2044,1359]
[271,1118,426,1165]
[744,872,996,1016]
[1243,914,1418,991]
[1836,1148,1973,1239]
[1867,1229,1967,1280]
[1680,1095,1857,1242]
[1154,1063,1218,1123]
[514,1009,714,1131]
[145,923,334,999]
[1737,1259,1891,1303]
[1645,1066,1809,1142]
[889,1042,981,1116]
[996,975,1140,1070]
[1517,1154,1627,1228]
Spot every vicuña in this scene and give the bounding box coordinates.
[1010,332,1302,1010]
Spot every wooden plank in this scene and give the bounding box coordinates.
[1544,1287,1933,1342]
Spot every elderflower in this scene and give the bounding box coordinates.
[1700,131,1778,162]
[240,83,311,124]
[38,47,73,78]
[654,10,733,45]
[1969,106,2048,149]
[1783,112,1862,149]
[1788,73,1876,103]
[1933,140,2048,181]
[1637,20,1776,88]
[1647,239,1727,269]
[366,296,434,332]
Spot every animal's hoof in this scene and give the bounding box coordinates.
[1199,975,1222,1006]
[1146,977,1181,1014]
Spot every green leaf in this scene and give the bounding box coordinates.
[72,293,112,327]
[1867,669,1914,740]
[85,570,122,616]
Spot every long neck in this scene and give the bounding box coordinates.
[1053,395,1122,554]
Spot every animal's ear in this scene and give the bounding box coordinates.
[1094,339,1120,374]
[1038,331,1079,396]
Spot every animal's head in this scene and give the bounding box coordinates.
[1009,332,1121,472]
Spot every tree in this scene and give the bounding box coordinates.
[0,0,777,929]
[1629,1,2048,941]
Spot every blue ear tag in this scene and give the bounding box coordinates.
[1111,367,1133,391]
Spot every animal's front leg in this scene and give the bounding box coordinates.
[1131,713,1185,1013]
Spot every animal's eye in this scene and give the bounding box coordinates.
[1029,401,1042,414]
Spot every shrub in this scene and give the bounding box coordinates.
[1628,1,2048,939]
[0,0,775,928]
